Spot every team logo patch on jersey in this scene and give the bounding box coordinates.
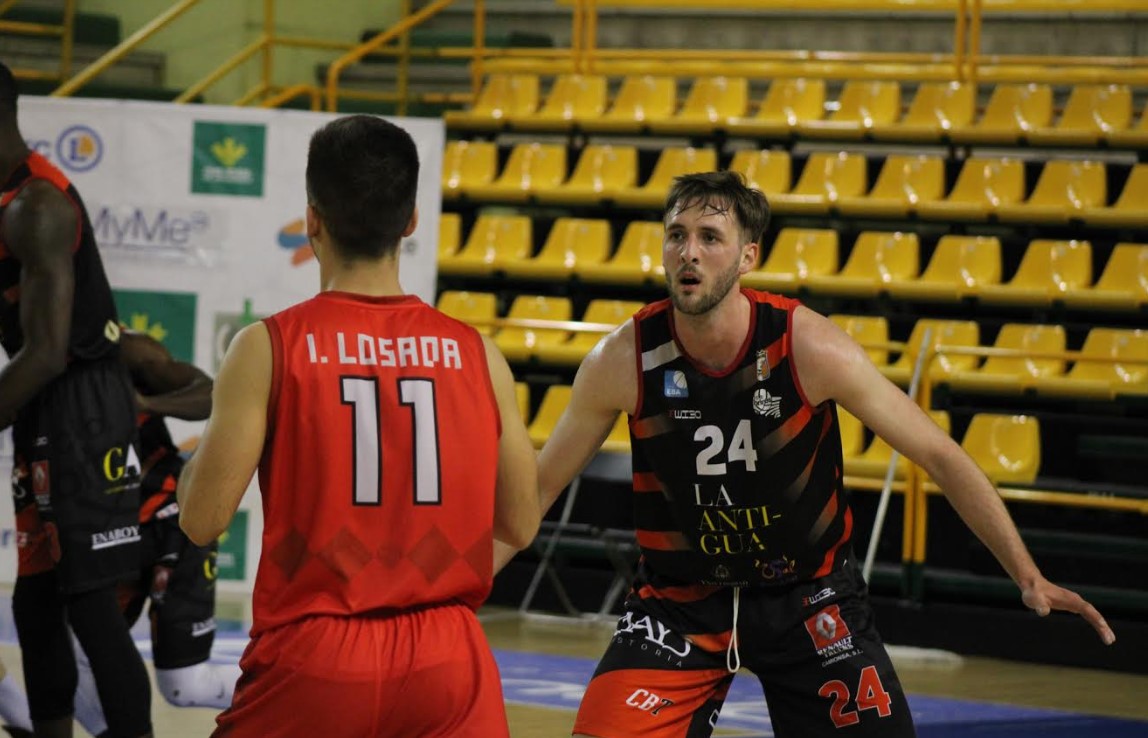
[664,370,689,398]
[805,604,852,651]
[31,461,49,496]
[756,349,770,381]
[753,388,781,418]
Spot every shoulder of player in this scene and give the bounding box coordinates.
[1,179,78,257]
[573,320,636,407]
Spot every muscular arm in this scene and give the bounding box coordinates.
[0,181,78,430]
[494,324,636,573]
[120,331,213,420]
[178,322,270,546]
[483,336,541,550]
[791,306,1114,645]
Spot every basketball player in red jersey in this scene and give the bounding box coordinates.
[177,114,540,738]
[0,62,153,737]
[496,171,1114,738]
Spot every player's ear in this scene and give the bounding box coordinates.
[305,204,322,240]
[739,240,759,275]
[403,206,419,238]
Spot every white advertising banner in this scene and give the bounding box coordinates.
[0,97,445,591]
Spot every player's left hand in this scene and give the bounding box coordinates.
[1022,578,1115,645]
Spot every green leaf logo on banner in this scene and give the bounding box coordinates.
[191,121,266,197]
[112,289,197,363]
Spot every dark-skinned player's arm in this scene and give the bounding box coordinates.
[0,181,78,431]
[482,336,541,552]
[120,330,213,421]
[178,322,270,546]
[790,306,1115,646]
[493,323,633,574]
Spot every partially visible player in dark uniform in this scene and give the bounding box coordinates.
[73,331,241,735]
[495,170,1115,738]
[0,61,153,738]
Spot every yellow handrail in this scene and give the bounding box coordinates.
[0,0,75,85]
[53,0,201,97]
[260,83,321,111]
[175,35,268,103]
[325,0,456,113]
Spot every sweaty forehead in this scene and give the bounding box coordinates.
[665,198,738,230]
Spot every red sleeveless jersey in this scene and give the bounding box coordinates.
[253,292,501,635]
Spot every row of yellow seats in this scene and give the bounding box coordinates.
[832,315,1148,400]
[443,142,1148,228]
[438,291,644,367]
[438,213,1148,311]
[444,74,1148,148]
[519,382,631,453]
[839,409,1040,487]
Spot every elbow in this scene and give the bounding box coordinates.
[30,348,67,380]
[179,511,222,547]
[496,513,540,552]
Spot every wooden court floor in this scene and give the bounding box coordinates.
[0,601,1144,737]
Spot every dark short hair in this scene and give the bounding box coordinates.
[0,61,19,114]
[664,170,770,246]
[305,115,419,260]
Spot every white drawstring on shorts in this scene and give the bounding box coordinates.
[726,586,741,674]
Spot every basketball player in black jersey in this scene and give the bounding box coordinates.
[496,171,1114,738]
[0,62,152,737]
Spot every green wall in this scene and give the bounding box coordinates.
[79,0,403,104]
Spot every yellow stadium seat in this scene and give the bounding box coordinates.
[961,414,1040,486]
[806,231,918,298]
[829,314,890,367]
[916,157,1024,222]
[997,160,1106,224]
[579,221,665,286]
[527,384,572,448]
[438,212,461,261]
[743,228,838,293]
[511,74,608,132]
[870,81,976,142]
[798,80,901,140]
[537,299,644,367]
[1037,329,1148,399]
[1027,85,1132,147]
[438,214,532,278]
[436,290,498,335]
[502,218,611,281]
[466,143,567,203]
[949,324,1067,395]
[888,236,1001,302]
[494,295,573,364]
[515,381,531,424]
[1063,243,1148,311]
[847,411,949,480]
[728,149,791,199]
[883,319,980,386]
[650,76,749,135]
[614,147,719,209]
[837,154,946,218]
[444,74,540,131]
[950,83,1053,145]
[770,152,867,216]
[1082,164,1148,229]
[979,239,1092,307]
[727,78,827,138]
[836,407,864,461]
[441,140,498,200]
[1107,100,1148,149]
[536,145,638,206]
[581,75,677,134]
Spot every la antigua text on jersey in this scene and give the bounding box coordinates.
[305,331,464,370]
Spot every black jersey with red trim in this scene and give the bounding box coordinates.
[628,288,851,587]
[0,151,120,361]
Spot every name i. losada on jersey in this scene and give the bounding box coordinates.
[304,331,464,369]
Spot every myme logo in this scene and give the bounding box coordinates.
[93,206,211,251]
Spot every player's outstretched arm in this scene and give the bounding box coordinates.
[0,181,77,430]
[494,324,633,574]
[483,336,541,551]
[178,322,270,546]
[791,306,1115,646]
[120,330,213,420]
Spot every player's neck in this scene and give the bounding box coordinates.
[672,288,750,371]
[320,258,404,298]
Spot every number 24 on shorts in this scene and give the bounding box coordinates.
[818,665,893,728]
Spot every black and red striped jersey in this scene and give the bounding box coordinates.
[0,152,120,362]
[628,288,852,588]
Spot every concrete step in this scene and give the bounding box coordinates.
[0,36,166,89]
